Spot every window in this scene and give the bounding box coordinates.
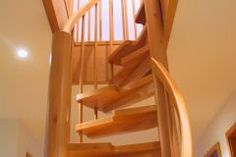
[204,143,222,157]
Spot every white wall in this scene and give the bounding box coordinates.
[0,119,18,157]
[0,119,42,157]
[196,91,236,157]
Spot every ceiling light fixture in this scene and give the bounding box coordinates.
[17,49,28,59]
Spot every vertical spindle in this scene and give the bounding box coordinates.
[79,15,85,142]
[93,3,98,120]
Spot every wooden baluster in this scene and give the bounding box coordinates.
[109,0,114,80]
[79,15,85,142]
[132,0,138,39]
[47,31,72,157]
[76,0,81,42]
[99,1,102,40]
[87,0,92,41]
[121,0,128,40]
[88,10,91,41]
[93,3,98,120]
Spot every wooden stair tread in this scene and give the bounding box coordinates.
[135,2,146,25]
[111,45,151,87]
[76,75,154,112]
[108,26,147,65]
[68,141,160,157]
[68,142,113,157]
[121,45,149,66]
[75,105,157,138]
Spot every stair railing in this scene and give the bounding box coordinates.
[143,0,193,157]
[151,58,193,157]
[61,0,140,143]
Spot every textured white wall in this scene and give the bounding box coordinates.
[195,91,236,157]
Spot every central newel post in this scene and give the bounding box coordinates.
[46,31,72,157]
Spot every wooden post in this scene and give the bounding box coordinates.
[46,31,72,157]
[144,0,172,157]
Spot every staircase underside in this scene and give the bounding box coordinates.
[68,141,160,157]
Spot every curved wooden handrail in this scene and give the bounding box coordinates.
[151,58,193,157]
[63,0,101,33]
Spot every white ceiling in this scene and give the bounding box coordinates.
[0,0,235,154]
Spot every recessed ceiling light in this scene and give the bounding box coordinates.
[17,49,28,59]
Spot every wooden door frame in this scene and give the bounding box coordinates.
[226,122,236,157]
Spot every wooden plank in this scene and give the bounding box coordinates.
[108,26,147,65]
[68,143,113,157]
[43,0,69,32]
[75,105,157,137]
[68,141,160,157]
[76,75,154,112]
[121,45,149,66]
[72,42,123,85]
[135,1,146,25]
[114,141,160,155]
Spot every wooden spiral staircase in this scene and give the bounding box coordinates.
[45,0,193,157]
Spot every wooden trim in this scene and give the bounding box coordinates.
[204,143,222,157]
[226,122,236,157]
[75,40,126,46]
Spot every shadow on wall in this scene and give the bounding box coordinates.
[195,90,236,157]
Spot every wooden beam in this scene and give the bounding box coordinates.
[42,0,69,32]
[42,0,60,32]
